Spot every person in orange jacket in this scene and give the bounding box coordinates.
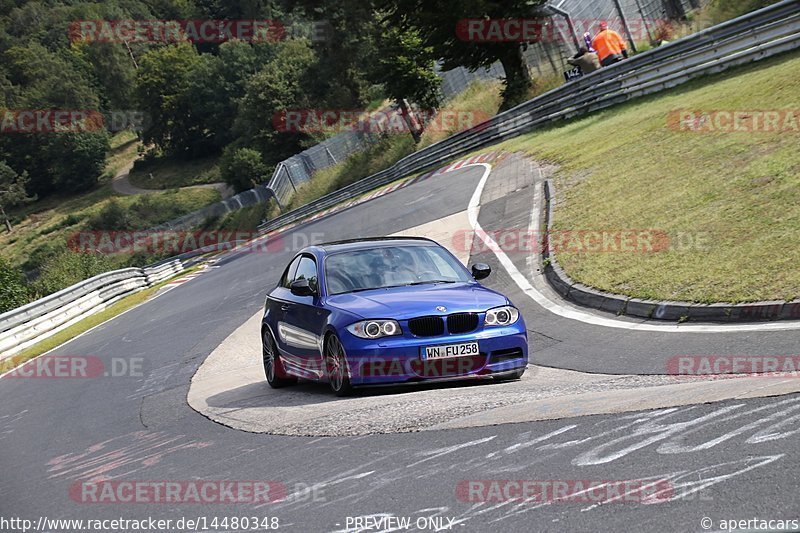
[591,21,629,67]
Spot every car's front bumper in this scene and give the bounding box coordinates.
[340,323,528,386]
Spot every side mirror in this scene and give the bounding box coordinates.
[471,263,491,280]
[290,278,315,297]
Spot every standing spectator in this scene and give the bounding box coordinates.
[591,21,628,67]
[583,32,595,53]
[567,47,601,75]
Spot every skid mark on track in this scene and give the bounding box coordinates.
[0,409,28,441]
[253,396,800,527]
[47,431,213,482]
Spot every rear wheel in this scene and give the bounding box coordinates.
[262,329,297,388]
[325,334,353,397]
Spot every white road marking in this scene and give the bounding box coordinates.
[406,436,496,468]
[462,162,800,332]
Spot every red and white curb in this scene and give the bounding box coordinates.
[158,263,213,293]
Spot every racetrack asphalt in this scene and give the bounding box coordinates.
[2,161,799,532]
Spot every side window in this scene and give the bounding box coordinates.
[280,256,302,288]
[293,256,318,291]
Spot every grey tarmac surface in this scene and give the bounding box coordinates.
[1,162,799,532]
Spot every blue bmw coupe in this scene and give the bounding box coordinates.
[261,237,528,395]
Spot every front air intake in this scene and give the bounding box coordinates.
[408,316,445,337]
[446,313,479,334]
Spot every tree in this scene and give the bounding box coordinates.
[0,42,109,197]
[220,147,269,192]
[370,22,442,141]
[291,0,382,108]
[234,39,318,164]
[47,130,110,192]
[134,42,206,156]
[371,24,442,110]
[376,0,547,108]
[0,161,34,232]
[184,41,278,150]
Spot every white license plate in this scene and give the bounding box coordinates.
[424,342,480,360]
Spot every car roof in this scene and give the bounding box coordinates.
[310,236,439,254]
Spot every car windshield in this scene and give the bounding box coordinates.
[324,244,472,295]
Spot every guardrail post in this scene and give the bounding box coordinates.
[613,0,639,53]
[283,163,297,192]
[547,6,581,52]
[325,146,337,165]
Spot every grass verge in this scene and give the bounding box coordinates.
[104,130,140,180]
[2,188,220,268]
[496,50,800,303]
[0,265,200,374]
[128,155,221,189]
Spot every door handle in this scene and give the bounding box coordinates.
[281,304,291,311]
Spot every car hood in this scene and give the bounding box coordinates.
[324,282,509,320]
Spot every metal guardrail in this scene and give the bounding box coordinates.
[263,106,402,210]
[257,0,800,234]
[0,259,184,359]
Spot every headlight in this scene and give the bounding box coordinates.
[346,319,402,339]
[485,305,519,326]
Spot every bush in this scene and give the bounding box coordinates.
[707,0,779,24]
[220,147,269,192]
[31,250,115,298]
[22,241,68,272]
[0,258,31,312]
[88,199,134,231]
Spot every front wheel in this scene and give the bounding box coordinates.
[325,334,353,397]
[263,329,297,388]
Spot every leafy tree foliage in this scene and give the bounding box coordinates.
[370,23,442,109]
[234,39,318,164]
[0,160,34,232]
[135,42,205,156]
[376,0,548,107]
[220,146,269,192]
[0,256,30,312]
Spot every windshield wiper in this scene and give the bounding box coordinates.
[402,280,458,286]
[335,280,458,294]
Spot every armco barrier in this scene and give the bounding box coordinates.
[258,0,800,234]
[0,259,185,360]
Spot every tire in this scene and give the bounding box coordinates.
[262,329,297,388]
[324,334,353,397]
[494,368,525,382]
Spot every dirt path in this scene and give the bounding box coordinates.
[111,160,234,198]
